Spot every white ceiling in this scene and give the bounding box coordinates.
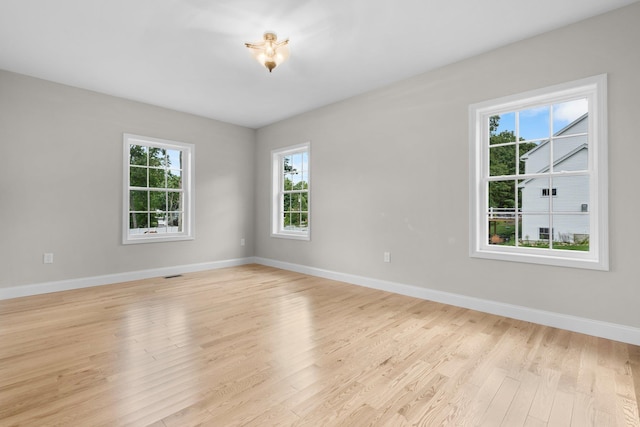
[0,0,637,129]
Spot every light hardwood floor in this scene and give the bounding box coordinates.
[1,264,639,426]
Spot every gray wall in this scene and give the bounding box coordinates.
[0,70,255,288]
[255,3,640,328]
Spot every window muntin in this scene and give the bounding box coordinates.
[271,143,310,240]
[469,75,608,270]
[123,134,194,244]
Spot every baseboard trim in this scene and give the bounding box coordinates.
[254,257,640,346]
[0,257,256,300]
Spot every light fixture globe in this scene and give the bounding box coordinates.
[245,32,290,73]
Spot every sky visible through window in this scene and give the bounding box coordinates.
[493,98,588,141]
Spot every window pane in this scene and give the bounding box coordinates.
[167,149,182,169]
[167,212,183,232]
[167,191,182,212]
[488,213,516,246]
[130,145,147,165]
[129,213,149,233]
[130,166,147,187]
[490,145,516,176]
[551,176,589,213]
[292,153,303,173]
[553,135,588,173]
[167,169,182,189]
[289,213,300,229]
[301,171,309,189]
[300,213,308,229]
[149,147,164,167]
[284,174,293,191]
[149,191,167,211]
[488,180,516,210]
[283,155,293,173]
[130,190,148,212]
[490,113,515,144]
[519,214,549,247]
[149,168,165,188]
[552,214,589,251]
[553,98,588,135]
[519,106,550,141]
[518,141,539,174]
[520,177,550,213]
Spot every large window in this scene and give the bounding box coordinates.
[271,142,310,240]
[123,134,194,244]
[469,75,608,270]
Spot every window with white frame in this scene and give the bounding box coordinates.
[123,134,194,244]
[271,142,310,240]
[469,75,608,270]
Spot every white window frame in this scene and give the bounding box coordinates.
[123,133,195,244]
[469,75,608,270]
[271,142,311,241]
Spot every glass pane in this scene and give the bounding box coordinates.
[290,169,302,188]
[489,145,516,176]
[283,193,291,213]
[130,190,148,212]
[167,212,182,232]
[167,169,182,189]
[149,212,161,228]
[292,153,303,174]
[283,155,293,173]
[154,213,167,233]
[302,151,309,173]
[519,137,551,176]
[300,192,309,211]
[519,105,549,141]
[149,191,167,211]
[300,213,308,229]
[129,213,149,234]
[149,147,164,167]
[553,98,588,135]
[129,145,147,166]
[167,191,182,212]
[519,214,549,248]
[488,180,516,210]
[552,135,588,173]
[289,213,301,229]
[487,213,516,246]
[550,176,589,212]
[490,113,515,144]
[552,214,589,251]
[130,166,147,187]
[149,168,165,188]
[301,171,309,189]
[284,174,293,191]
[518,141,539,175]
[519,177,550,213]
[167,149,182,169]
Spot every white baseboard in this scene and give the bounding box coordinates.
[0,257,255,300]
[254,257,640,346]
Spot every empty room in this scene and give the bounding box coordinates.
[1,0,640,425]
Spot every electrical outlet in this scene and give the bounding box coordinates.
[384,252,390,263]
[240,238,245,246]
[43,253,54,264]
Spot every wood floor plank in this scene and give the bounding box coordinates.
[0,264,638,426]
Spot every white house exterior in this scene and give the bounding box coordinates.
[519,114,590,243]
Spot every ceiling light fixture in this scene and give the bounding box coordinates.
[244,32,290,73]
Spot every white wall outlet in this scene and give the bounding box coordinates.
[240,238,245,246]
[43,253,54,264]
[384,252,391,263]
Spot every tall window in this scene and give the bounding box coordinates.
[469,75,608,270]
[271,142,310,240]
[123,134,194,244]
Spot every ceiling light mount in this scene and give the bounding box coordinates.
[245,32,290,73]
